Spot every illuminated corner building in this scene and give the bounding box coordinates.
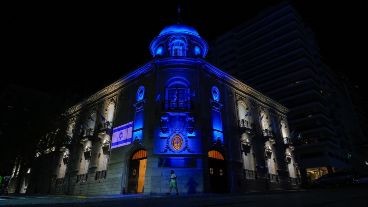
[208,3,368,182]
[27,23,299,195]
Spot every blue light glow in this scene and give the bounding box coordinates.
[158,157,197,168]
[211,110,223,131]
[211,100,224,143]
[159,24,200,37]
[155,112,201,155]
[167,76,190,87]
[153,76,201,154]
[170,39,187,56]
[149,24,208,58]
[155,46,163,56]
[132,129,143,142]
[159,131,169,137]
[194,46,201,56]
[132,109,144,141]
[213,130,224,143]
[187,130,196,137]
[132,83,145,143]
[168,157,186,167]
[136,86,145,102]
[211,86,220,102]
[133,110,144,129]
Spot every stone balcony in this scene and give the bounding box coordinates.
[238,119,254,134]
[263,129,275,144]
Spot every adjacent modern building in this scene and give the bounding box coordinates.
[26,23,299,195]
[209,4,368,182]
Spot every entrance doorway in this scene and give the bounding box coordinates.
[208,150,227,193]
[127,149,147,193]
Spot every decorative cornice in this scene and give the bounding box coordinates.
[65,62,153,116]
[64,58,287,117]
[153,57,201,68]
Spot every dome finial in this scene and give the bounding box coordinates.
[177,3,182,24]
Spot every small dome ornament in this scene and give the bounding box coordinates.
[194,46,201,56]
[211,86,220,102]
[136,86,145,102]
[155,46,163,56]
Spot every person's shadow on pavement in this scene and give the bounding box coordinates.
[186,177,198,194]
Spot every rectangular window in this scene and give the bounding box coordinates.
[166,88,190,110]
[173,46,183,56]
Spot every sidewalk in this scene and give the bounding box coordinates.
[0,189,306,206]
[1,188,368,207]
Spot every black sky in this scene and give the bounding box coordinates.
[2,0,368,102]
[1,0,367,176]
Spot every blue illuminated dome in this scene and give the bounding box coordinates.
[150,24,208,58]
[159,24,200,37]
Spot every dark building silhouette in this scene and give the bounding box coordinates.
[209,4,368,182]
[0,84,65,193]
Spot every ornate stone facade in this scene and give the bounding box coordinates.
[28,24,299,195]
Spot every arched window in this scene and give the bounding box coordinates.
[208,150,225,160]
[286,148,297,178]
[106,103,115,123]
[170,39,186,56]
[131,149,147,160]
[265,141,278,176]
[280,120,289,140]
[165,78,190,110]
[66,121,75,138]
[260,110,271,132]
[237,101,251,128]
[85,112,96,136]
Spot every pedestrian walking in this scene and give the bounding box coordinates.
[168,170,178,195]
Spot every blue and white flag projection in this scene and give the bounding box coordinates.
[111,122,133,149]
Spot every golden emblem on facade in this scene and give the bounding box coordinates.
[172,134,183,151]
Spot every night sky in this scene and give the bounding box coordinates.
[2,1,367,99]
[1,1,367,173]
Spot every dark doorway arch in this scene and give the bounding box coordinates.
[127,149,147,193]
[208,150,227,193]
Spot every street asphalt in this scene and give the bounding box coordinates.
[1,187,367,207]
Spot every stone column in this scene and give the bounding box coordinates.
[272,114,290,189]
